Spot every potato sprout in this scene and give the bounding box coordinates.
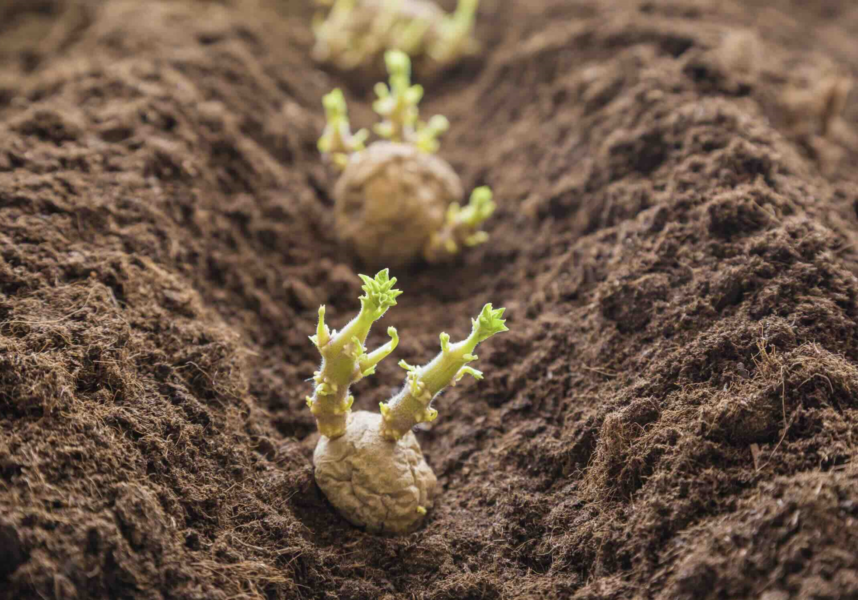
[309,272,508,534]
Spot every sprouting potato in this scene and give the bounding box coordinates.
[318,51,496,267]
[312,0,481,76]
[306,270,508,534]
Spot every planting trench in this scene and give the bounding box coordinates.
[2,0,858,598]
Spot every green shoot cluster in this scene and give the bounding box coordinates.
[307,270,401,438]
[307,272,508,441]
[373,50,450,149]
[429,0,481,64]
[312,0,482,73]
[317,89,370,170]
[424,186,496,261]
[318,50,448,170]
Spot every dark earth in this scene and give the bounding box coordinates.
[2,0,858,598]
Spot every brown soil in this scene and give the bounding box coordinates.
[2,0,858,598]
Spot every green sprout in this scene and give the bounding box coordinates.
[429,0,482,65]
[318,89,370,170]
[307,269,401,438]
[372,50,421,142]
[424,186,496,260]
[372,50,449,151]
[448,185,496,247]
[378,303,508,440]
[414,114,450,154]
[370,51,412,143]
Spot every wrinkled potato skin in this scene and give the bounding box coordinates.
[334,141,463,268]
[314,411,437,535]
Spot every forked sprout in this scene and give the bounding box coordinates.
[309,270,508,534]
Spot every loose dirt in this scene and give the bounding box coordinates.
[2,0,858,598]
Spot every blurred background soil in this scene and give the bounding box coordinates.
[2,0,858,598]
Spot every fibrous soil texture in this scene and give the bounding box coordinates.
[2,0,858,598]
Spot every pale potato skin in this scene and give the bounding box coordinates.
[314,410,437,535]
[334,141,463,268]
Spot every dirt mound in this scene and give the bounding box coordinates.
[2,0,858,598]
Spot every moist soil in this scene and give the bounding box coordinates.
[2,0,858,598]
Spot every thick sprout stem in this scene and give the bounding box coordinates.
[379,304,508,441]
[307,270,402,438]
[318,89,369,170]
[423,186,496,263]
